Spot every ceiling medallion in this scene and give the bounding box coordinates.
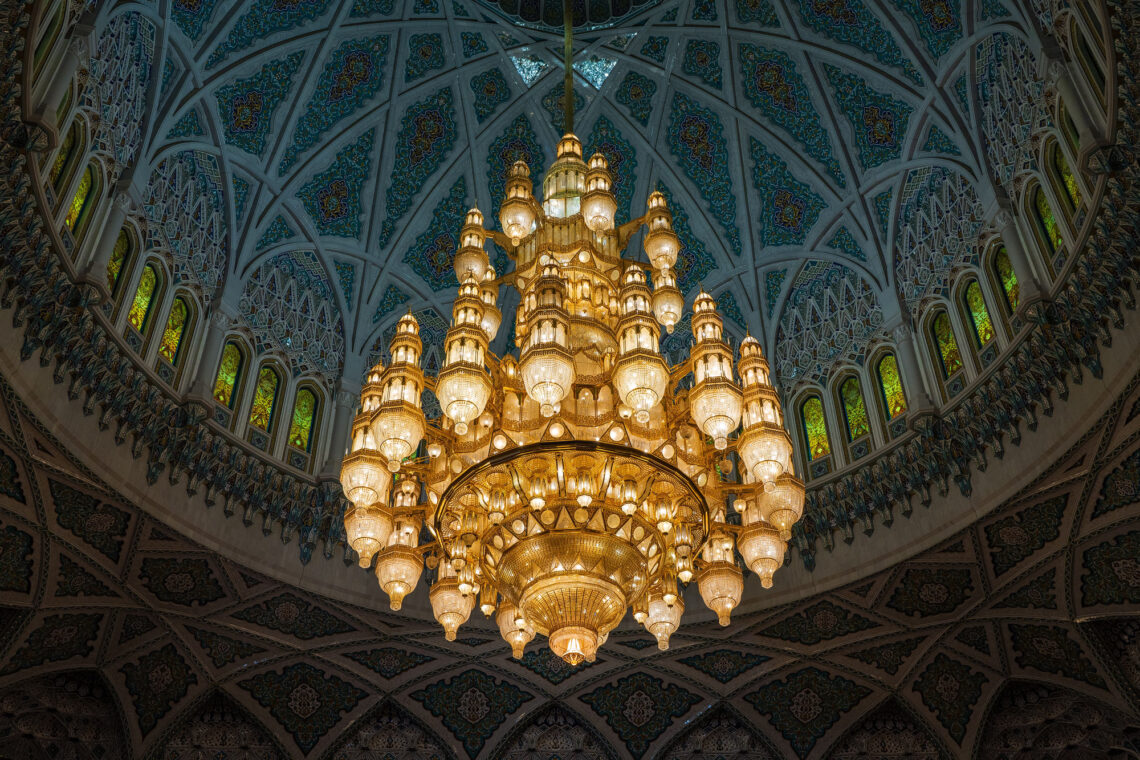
[341,3,805,666]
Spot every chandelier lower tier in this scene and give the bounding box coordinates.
[341,133,805,665]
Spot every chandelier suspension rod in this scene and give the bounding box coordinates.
[563,0,574,133]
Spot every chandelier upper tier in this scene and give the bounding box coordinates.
[340,128,806,663]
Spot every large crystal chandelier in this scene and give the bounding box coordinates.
[341,4,804,666]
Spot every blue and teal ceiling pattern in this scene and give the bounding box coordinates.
[112,0,1053,389]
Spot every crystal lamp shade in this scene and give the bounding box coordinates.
[372,404,425,471]
[339,448,390,507]
[374,544,423,610]
[436,366,492,435]
[497,601,536,658]
[520,345,574,416]
[738,521,785,588]
[342,503,393,568]
[612,352,668,423]
[689,379,744,450]
[759,474,806,539]
[698,562,744,626]
[646,589,683,650]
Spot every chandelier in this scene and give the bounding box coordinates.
[340,5,804,666]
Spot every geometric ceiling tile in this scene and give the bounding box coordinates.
[749,137,826,248]
[187,625,267,668]
[580,672,701,758]
[486,113,546,221]
[1090,446,1140,519]
[298,128,374,238]
[757,600,878,645]
[461,31,488,58]
[510,51,551,87]
[230,593,355,640]
[873,188,892,239]
[890,0,962,59]
[170,0,221,42]
[0,612,102,675]
[614,71,656,127]
[232,176,250,223]
[911,653,988,745]
[979,0,1010,19]
[327,700,455,758]
[516,646,599,685]
[46,477,130,563]
[653,183,716,294]
[0,449,24,504]
[765,269,786,318]
[736,0,780,25]
[826,699,941,760]
[584,115,637,222]
[333,260,355,310]
[638,35,668,63]
[494,704,614,759]
[661,705,779,758]
[280,35,391,174]
[682,39,722,89]
[573,55,618,89]
[691,0,716,21]
[405,33,445,82]
[118,613,158,645]
[954,624,992,657]
[344,646,434,679]
[983,494,1066,578]
[1006,622,1107,689]
[120,642,199,737]
[159,691,287,759]
[885,566,975,618]
[745,666,871,758]
[824,65,913,170]
[667,92,741,256]
[846,635,926,676]
[678,648,770,684]
[1080,529,1140,608]
[470,68,511,123]
[954,74,970,116]
[922,124,962,155]
[206,0,333,68]
[540,81,585,133]
[716,289,747,330]
[138,556,227,607]
[255,215,297,251]
[55,555,117,599]
[993,567,1058,611]
[378,88,457,246]
[404,175,466,292]
[165,108,205,139]
[215,52,304,157]
[826,227,867,262]
[411,669,533,758]
[239,662,366,754]
[372,283,412,325]
[795,0,922,85]
[738,43,845,187]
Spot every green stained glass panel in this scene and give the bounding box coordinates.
[1054,149,1081,210]
[1034,188,1063,255]
[932,312,963,378]
[994,247,1019,313]
[288,389,317,451]
[65,166,92,232]
[107,228,130,291]
[964,281,995,347]
[801,396,830,461]
[248,367,280,431]
[127,265,157,332]
[877,354,907,419]
[158,298,188,363]
[839,377,869,442]
[213,342,243,407]
[49,126,75,191]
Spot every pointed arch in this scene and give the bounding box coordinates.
[824,697,945,759]
[147,689,287,760]
[489,702,618,759]
[658,704,782,759]
[318,699,457,760]
[0,670,128,760]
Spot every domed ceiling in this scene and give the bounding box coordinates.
[125,0,1029,393]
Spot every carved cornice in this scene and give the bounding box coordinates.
[0,4,1137,571]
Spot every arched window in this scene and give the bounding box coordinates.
[49,122,80,196]
[1051,146,1082,213]
[1033,187,1063,258]
[799,395,830,461]
[65,164,98,240]
[127,264,159,333]
[931,310,963,379]
[838,377,869,443]
[876,354,906,421]
[991,246,1019,314]
[107,227,134,295]
[1059,103,1080,154]
[248,366,281,432]
[157,297,190,364]
[33,0,66,75]
[213,342,244,408]
[1072,18,1105,102]
[962,280,995,348]
[288,388,318,452]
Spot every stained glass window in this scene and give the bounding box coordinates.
[127,264,157,332]
[49,125,77,193]
[158,297,188,364]
[839,377,869,442]
[34,1,66,74]
[1053,148,1082,211]
[248,366,280,431]
[107,228,131,293]
[800,396,830,461]
[213,342,243,408]
[65,165,94,234]
[1059,103,1080,154]
[288,388,318,451]
[993,246,1019,314]
[877,354,907,420]
[964,281,995,348]
[1034,187,1063,256]
[932,311,963,379]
